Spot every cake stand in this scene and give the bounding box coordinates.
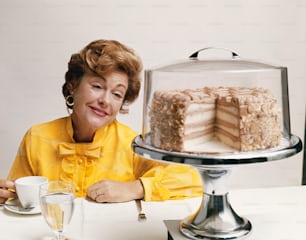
[132,134,303,240]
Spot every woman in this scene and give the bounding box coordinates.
[0,39,202,204]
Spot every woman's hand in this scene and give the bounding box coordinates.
[0,179,17,203]
[87,179,144,203]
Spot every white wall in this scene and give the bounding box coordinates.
[0,0,305,189]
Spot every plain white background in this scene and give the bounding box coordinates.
[0,0,305,189]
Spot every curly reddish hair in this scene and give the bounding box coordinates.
[62,39,143,113]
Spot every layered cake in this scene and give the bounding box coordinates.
[149,87,281,152]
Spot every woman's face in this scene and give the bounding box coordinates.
[71,71,128,137]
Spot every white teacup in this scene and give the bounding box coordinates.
[15,176,48,209]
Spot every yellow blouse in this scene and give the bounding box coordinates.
[8,117,202,200]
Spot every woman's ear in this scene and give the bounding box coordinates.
[67,82,75,95]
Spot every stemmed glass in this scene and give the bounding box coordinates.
[39,181,75,240]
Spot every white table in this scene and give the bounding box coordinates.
[1,186,306,240]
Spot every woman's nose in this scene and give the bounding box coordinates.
[98,91,111,106]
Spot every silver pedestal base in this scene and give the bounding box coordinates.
[180,193,251,239]
[180,168,252,240]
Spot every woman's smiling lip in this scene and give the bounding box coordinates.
[90,106,109,117]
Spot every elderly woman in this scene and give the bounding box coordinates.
[0,39,202,204]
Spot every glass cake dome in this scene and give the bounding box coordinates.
[135,47,302,162]
[132,47,303,240]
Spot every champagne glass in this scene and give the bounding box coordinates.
[39,181,75,240]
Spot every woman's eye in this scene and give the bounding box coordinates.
[113,92,123,99]
[93,84,102,89]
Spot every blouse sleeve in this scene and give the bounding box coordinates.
[7,129,35,179]
[134,155,203,201]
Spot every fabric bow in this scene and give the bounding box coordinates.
[58,142,102,159]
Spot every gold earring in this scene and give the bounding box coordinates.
[65,95,74,107]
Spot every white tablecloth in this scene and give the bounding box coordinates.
[1,186,306,240]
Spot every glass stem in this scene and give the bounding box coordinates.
[56,231,64,240]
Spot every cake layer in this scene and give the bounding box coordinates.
[216,119,240,138]
[216,107,239,128]
[184,104,215,136]
[215,130,241,150]
[183,133,215,150]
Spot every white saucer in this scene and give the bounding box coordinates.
[4,199,41,215]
